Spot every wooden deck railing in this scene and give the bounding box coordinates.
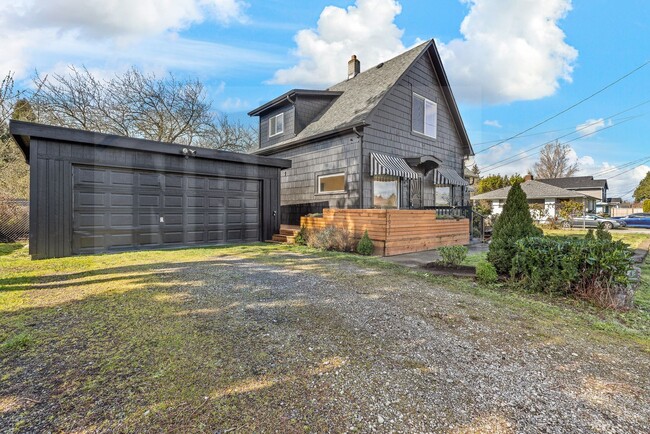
[300,209,469,256]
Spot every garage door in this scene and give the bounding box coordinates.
[72,166,261,254]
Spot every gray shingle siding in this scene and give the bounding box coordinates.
[361,53,467,208]
[259,105,296,148]
[294,95,335,134]
[270,133,361,208]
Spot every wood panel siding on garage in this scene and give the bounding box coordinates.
[11,121,289,259]
[300,209,469,256]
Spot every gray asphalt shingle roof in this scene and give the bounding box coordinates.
[252,40,472,156]
[471,180,588,201]
[537,176,608,189]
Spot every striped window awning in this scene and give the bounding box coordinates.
[434,166,468,186]
[370,153,420,180]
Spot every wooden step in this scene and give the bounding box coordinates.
[280,224,300,231]
[272,233,297,244]
[280,228,300,236]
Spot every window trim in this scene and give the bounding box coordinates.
[316,172,347,195]
[412,92,437,139]
[268,113,284,138]
[372,177,400,209]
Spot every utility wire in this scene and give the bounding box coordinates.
[475,60,650,154]
[479,115,640,172]
[473,98,650,147]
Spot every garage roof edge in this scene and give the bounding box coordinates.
[9,120,291,169]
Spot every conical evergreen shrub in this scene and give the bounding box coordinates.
[487,182,542,274]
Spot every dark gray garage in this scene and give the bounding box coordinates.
[10,121,291,259]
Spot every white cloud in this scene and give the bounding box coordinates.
[219,97,250,112]
[0,0,250,77]
[437,0,578,104]
[483,119,502,128]
[575,118,609,137]
[270,0,407,87]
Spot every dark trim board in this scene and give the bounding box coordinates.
[10,121,290,259]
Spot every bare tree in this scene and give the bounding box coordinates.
[0,72,30,198]
[532,140,579,179]
[32,66,256,151]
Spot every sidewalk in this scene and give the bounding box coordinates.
[382,241,488,268]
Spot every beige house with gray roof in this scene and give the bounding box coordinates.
[472,180,588,220]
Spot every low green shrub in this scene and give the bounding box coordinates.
[476,260,498,284]
[356,230,374,256]
[595,223,612,242]
[305,225,353,252]
[438,245,468,267]
[511,236,634,308]
[643,199,650,213]
[294,226,308,245]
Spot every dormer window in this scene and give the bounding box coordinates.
[269,113,284,137]
[412,93,437,139]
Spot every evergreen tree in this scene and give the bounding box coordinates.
[487,182,542,274]
[633,171,650,202]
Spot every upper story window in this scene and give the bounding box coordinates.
[412,93,437,139]
[269,113,284,137]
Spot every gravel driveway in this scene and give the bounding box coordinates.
[2,248,648,433]
[167,252,650,433]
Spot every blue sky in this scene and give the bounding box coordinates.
[1,0,648,199]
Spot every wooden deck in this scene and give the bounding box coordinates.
[300,209,469,256]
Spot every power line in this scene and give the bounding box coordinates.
[479,114,641,172]
[473,98,650,148]
[475,60,650,155]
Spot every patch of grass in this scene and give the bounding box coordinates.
[0,332,34,352]
[462,251,487,267]
[0,242,25,256]
[544,228,648,249]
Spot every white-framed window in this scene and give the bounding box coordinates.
[317,173,346,193]
[412,93,437,139]
[269,113,284,137]
[373,176,399,209]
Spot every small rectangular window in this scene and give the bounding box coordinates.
[318,173,345,193]
[412,93,437,139]
[269,113,284,137]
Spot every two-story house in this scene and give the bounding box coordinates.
[248,40,474,224]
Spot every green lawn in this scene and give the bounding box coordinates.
[1,241,649,431]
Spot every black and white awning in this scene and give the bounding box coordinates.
[433,166,468,186]
[370,153,420,180]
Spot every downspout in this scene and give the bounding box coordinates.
[353,126,364,209]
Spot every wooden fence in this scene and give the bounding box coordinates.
[300,209,469,256]
[611,207,642,217]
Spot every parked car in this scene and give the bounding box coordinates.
[612,213,650,228]
[561,214,623,230]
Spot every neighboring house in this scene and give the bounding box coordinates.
[536,176,608,213]
[248,40,473,224]
[471,180,588,220]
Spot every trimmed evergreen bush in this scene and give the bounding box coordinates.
[511,236,634,308]
[487,182,542,274]
[356,230,374,256]
[643,199,650,213]
[438,245,468,266]
[476,260,498,284]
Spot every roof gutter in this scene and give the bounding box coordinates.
[252,122,368,156]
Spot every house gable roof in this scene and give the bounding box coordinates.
[471,180,587,201]
[252,40,472,156]
[537,176,608,190]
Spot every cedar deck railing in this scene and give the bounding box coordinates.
[300,208,469,256]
